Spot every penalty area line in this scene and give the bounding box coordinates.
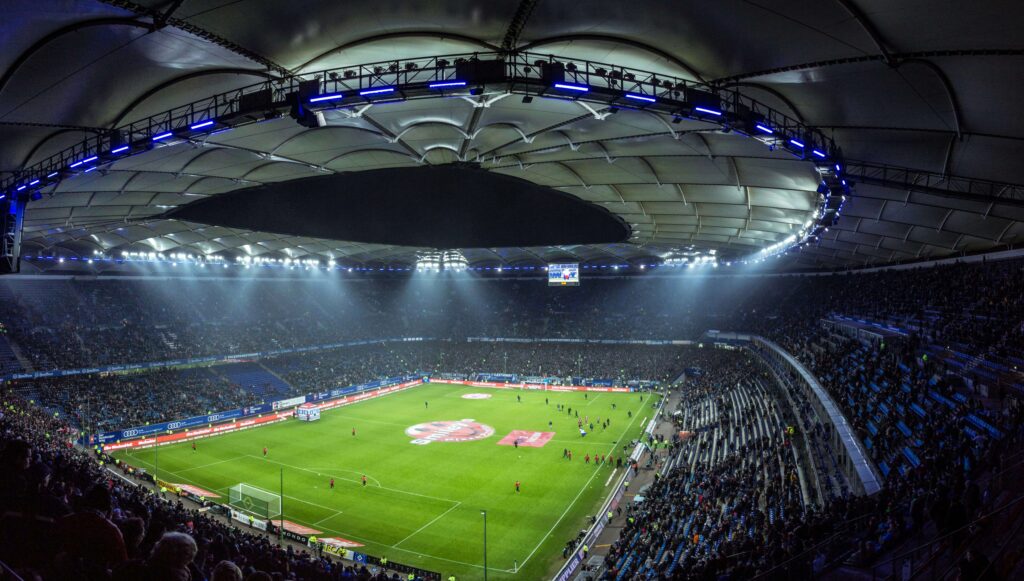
[125,456,353,517]
[121,457,505,573]
[245,455,459,505]
[311,508,345,527]
[176,455,247,474]
[392,502,462,548]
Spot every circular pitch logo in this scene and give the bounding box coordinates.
[462,393,492,400]
[406,419,495,445]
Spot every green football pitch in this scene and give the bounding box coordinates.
[114,384,659,580]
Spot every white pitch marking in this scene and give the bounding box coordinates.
[244,455,460,505]
[393,502,462,548]
[604,468,618,487]
[311,508,345,527]
[176,455,247,474]
[516,402,644,570]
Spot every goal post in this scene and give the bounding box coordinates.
[229,483,282,519]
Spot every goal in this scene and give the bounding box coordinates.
[228,483,282,519]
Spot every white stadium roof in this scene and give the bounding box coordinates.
[2,0,1023,271]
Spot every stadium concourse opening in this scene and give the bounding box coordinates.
[168,164,631,249]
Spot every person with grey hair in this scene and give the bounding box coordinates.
[148,532,198,581]
[211,560,244,581]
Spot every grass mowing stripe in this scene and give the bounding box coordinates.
[176,455,247,474]
[126,455,366,517]
[113,385,657,579]
[392,502,463,547]
[311,508,345,526]
[123,446,509,573]
[515,401,645,570]
[243,454,460,504]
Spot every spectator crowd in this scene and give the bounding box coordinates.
[0,257,1023,579]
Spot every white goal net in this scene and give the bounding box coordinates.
[228,483,282,519]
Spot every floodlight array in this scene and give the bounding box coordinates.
[2,50,854,263]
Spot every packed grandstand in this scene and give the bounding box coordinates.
[4,2,1024,581]
[0,259,1021,580]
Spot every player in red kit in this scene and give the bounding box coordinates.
[329,478,335,489]
[262,446,267,457]
[352,427,356,437]
[362,475,367,487]
[514,480,521,493]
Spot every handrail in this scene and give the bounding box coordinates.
[0,557,26,581]
[750,511,876,579]
[868,492,1024,580]
[909,453,1024,580]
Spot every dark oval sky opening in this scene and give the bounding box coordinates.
[169,164,631,248]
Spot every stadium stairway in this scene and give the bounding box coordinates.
[589,389,682,578]
[215,361,293,400]
[0,334,26,375]
[256,362,295,393]
[0,284,31,373]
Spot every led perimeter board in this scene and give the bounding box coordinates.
[548,263,579,286]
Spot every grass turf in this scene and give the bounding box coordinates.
[114,383,658,579]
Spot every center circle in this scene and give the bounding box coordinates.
[406,419,495,444]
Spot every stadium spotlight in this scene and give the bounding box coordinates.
[415,250,442,272]
[442,250,468,271]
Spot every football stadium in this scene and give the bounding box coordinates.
[1,3,1024,581]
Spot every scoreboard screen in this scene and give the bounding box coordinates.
[548,263,579,286]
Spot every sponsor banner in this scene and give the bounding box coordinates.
[477,373,518,382]
[106,378,421,451]
[231,508,267,531]
[282,530,309,544]
[272,520,321,536]
[497,430,555,447]
[319,536,364,549]
[272,395,307,410]
[406,419,495,445]
[428,378,630,393]
[93,404,274,444]
[102,411,292,451]
[175,484,220,499]
[315,380,422,412]
[313,536,366,560]
[322,545,352,559]
[94,375,418,445]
